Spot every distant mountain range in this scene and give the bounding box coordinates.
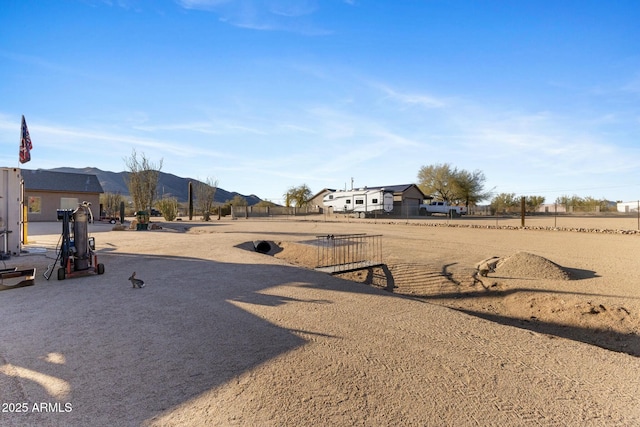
[49,167,264,205]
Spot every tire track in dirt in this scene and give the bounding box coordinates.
[228,277,639,426]
[388,262,456,295]
[434,317,638,423]
[392,309,637,424]
[11,219,640,426]
[378,283,639,421]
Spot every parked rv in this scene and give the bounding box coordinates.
[323,189,394,218]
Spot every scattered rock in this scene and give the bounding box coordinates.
[475,256,500,276]
[395,221,640,235]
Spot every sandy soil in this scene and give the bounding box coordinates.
[1,215,639,426]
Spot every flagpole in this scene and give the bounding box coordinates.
[20,115,25,246]
[19,114,33,246]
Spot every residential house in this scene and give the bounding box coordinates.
[23,169,104,222]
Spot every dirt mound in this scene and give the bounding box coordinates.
[273,241,317,268]
[495,251,570,281]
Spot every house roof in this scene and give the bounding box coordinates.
[364,184,420,193]
[352,184,425,198]
[324,184,421,193]
[309,188,336,201]
[22,169,104,194]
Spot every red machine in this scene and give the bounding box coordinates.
[53,202,105,280]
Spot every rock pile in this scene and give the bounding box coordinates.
[389,221,640,235]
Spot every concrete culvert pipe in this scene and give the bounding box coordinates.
[253,240,271,254]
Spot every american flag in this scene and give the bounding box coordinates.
[19,115,32,164]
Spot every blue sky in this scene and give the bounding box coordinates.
[1,0,639,204]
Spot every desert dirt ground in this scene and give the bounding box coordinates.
[1,214,639,426]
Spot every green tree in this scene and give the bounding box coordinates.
[417,163,490,205]
[417,163,458,202]
[556,195,581,212]
[454,169,491,208]
[283,184,312,207]
[556,195,614,213]
[582,196,614,212]
[525,196,545,212]
[124,149,163,213]
[490,193,519,214]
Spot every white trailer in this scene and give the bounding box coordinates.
[0,167,23,257]
[323,188,394,218]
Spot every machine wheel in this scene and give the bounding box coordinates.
[57,268,65,280]
[97,263,105,275]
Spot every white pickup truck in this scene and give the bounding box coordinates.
[418,201,467,217]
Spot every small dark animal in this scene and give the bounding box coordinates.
[128,272,145,288]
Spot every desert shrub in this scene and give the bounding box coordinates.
[156,197,179,221]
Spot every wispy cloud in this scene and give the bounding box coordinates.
[0,114,228,163]
[175,0,332,34]
[0,50,92,78]
[450,104,640,193]
[80,0,143,10]
[133,121,266,135]
[372,83,448,109]
[275,123,315,134]
[176,0,230,9]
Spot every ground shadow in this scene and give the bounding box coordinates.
[564,267,599,280]
[427,264,637,356]
[305,259,638,357]
[362,264,396,292]
[0,248,392,426]
[417,286,638,302]
[225,230,327,238]
[234,240,283,255]
[7,243,632,425]
[158,221,230,233]
[453,308,640,357]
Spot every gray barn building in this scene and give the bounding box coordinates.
[23,169,104,222]
[370,184,426,215]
